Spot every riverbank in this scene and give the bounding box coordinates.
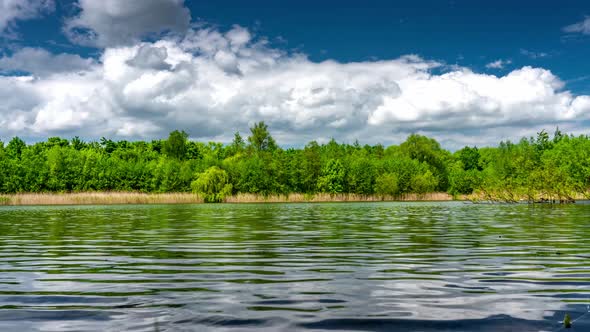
[0,192,456,206]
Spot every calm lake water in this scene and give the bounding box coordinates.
[0,202,589,331]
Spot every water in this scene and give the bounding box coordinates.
[0,202,589,332]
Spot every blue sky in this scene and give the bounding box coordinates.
[1,0,590,148]
[191,0,590,88]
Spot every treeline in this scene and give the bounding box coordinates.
[0,122,588,202]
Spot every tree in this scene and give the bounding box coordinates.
[302,141,321,192]
[400,134,449,191]
[400,134,443,165]
[71,136,85,151]
[228,131,245,156]
[375,173,399,198]
[163,130,188,160]
[317,159,345,194]
[237,154,281,195]
[248,121,277,152]
[347,155,376,194]
[6,137,26,159]
[232,132,245,150]
[534,130,552,154]
[0,127,586,203]
[448,162,481,195]
[100,137,117,153]
[191,166,233,202]
[457,146,481,171]
[411,170,438,195]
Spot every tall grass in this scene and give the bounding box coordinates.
[0,192,203,206]
[222,192,454,203]
[468,190,584,203]
[0,191,456,206]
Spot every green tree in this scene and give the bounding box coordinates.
[347,155,376,194]
[317,159,345,194]
[302,141,322,192]
[400,134,449,191]
[248,121,277,152]
[71,136,85,150]
[191,166,232,203]
[448,161,481,195]
[411,170,438,195]
[163,130,188,160]
[229,131,245,155]
[6,137,26,159]
[456,146,481,171]
[0,125,587,203]
[375,173,399,197]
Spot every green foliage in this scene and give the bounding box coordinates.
[236,153,283,196]
[191,166,232,203]
[6,137,26,159]
[346,154,376,194]
[228,132,245,156]
[163,130,188,160]
[317,159,345,194]
[411,170,438,195]
[448,162,482,195]
[302,141,321,192]
[399,134,450,191]
[375,173,399,197]
[0,126,586,203]
[456,146,481,171]
[248,121,277,152]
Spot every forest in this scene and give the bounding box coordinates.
[0,122,588,203]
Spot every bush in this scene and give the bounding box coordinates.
[374,173,399,197]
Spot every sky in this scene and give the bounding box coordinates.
[1,0,590,149]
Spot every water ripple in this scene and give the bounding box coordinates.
[0,202,588,331]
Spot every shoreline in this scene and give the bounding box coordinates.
[0,192,458,206]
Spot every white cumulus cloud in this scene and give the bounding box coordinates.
[0,26,589,149]
[0,47,96,76]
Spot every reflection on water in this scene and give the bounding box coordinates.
[0,202,589,331]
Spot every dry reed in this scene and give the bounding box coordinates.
[0,191,457,206]
[220,192,454,203]
[0,192,203,206]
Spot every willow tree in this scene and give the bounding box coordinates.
[191,166,233,203]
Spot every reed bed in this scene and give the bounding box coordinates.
[221,192,454,203]
[224,193,453,203]
[467,190,586,203]
[0,192,456,206]
[0,192,203,206]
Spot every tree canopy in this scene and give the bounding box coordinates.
[0,124,587,202]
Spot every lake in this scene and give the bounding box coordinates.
[0,202,589,331]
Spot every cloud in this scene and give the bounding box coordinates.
[0,26,589,149]
[0,0,54,36]
[520,49,548,59]
[64,0,191,47]
[563,17,590,35]
[0,47,96,76]
[125,44,171,71]
[485,59,512,69]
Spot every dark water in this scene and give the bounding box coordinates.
[0,202,589,332]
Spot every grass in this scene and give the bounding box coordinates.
[0,192,456,206]
[0,192,203,206]
[467,190,586,203]
[224,192,454,203]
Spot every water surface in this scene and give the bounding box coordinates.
[0,202,589,331]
